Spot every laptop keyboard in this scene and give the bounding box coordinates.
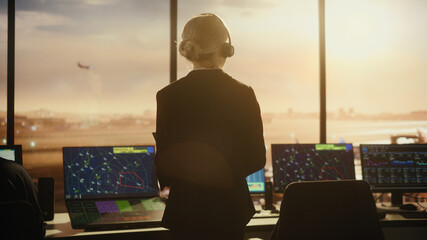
[67,199,165,227]
[142,198,166,211]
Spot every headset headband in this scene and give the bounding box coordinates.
[201,13,234,58]
[201,13,232,45]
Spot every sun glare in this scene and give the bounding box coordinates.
[326,1,398,60]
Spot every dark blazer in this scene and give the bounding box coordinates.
[155,69,266,233]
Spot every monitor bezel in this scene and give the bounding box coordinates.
[0,145,23,165]
[271,143,356,193]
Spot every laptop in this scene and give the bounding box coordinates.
[63,145,165,229]
[246,168,265,194]
[0,145,23,165]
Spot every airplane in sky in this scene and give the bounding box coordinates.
[77,62,94,70]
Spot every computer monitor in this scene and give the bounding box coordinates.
[63,145,158,199]
[0,145,23,165]
[360,144,427,206]
[272,144,355,193]
[246,168,265,193]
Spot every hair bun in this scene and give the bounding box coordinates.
[179,39,203,62]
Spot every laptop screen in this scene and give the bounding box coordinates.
[63,146,158,200]
[0,145,23,165]
[272,144,355,193]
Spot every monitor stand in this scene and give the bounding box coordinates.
[263,181,275,211]
[377,191,404,209]
[390,191,404,207]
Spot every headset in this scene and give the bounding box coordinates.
[221,30,235,58]
[203,13,235,58]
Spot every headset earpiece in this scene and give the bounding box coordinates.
[221,42,234,58]
[201,13,235,58]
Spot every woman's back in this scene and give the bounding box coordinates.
[154,13,266,240]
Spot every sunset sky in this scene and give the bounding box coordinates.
[1,0,427,115]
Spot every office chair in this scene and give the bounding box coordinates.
[270,180,384,240]
[0,200,45,240]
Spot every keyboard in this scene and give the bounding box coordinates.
[253,210,280,218]
[400,211,427,219]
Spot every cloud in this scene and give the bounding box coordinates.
[220,0,279,10]
[7,1,168,37]
[16,11,68,29]
[82,0,119,6]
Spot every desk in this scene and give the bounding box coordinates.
[45,213,277,240]
[45,212,427,240]
[379,212,427,240]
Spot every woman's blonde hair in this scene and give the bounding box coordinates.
[179,13,230,62]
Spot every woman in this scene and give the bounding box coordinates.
[155,13,266,240]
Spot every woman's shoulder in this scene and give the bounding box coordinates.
[196,69,251,90]
[156,73,192,98]
[219,71,254,95]
[157,69,253,97]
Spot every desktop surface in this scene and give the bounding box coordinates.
[45,204,427,240]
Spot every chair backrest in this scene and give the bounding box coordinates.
[0,200,43,239]
[270,180,384,240]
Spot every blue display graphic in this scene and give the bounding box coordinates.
[391,160,414,166]
[63,146,158,199]
[246,169,265,193]
[272,144,355,193]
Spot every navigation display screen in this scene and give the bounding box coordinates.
[63,146,158,199]
[0,145,23,165]
[272,144,355,192]
[360,144,427,191]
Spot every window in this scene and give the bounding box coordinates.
[326,0,427,145]
[178,0,320,168]
[10,0,426,212]
[326,0,427,180]
[14,0,169,212]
